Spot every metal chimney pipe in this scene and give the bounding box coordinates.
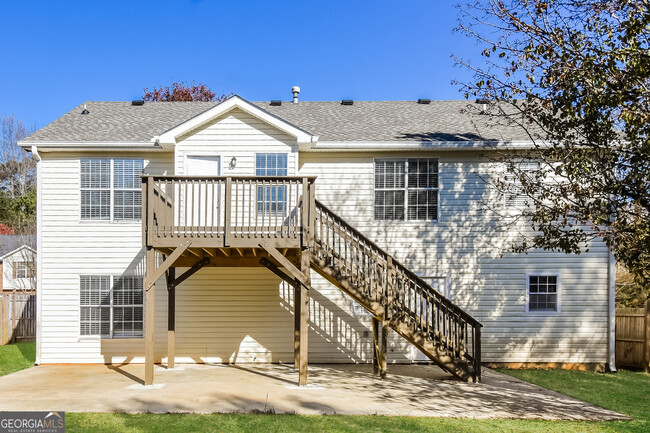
[292,86,300,104]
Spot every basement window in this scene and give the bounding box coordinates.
[80,158,144,221]
[374,158,439,221]
[527,274,560,313]
[80,275,144,338]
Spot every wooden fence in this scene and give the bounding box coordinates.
[615,300,650,371]
[0,292,36,345]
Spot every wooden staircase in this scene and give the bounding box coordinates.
[311,200,482,382]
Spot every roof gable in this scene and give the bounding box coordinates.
[157,95,316,148]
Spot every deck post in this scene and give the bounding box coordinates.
[380,320,388,379]
[144,247,156,385]
[294,282,301,369]
[298,248,310,386]
[167,267,176,369]
[372,317,380,374]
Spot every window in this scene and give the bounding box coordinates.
[527,274,560,313]
[256,153,288,213]
[80,275,144,338]
[13,261,34,279]
[504,161,540,208]
[374,159,438,221]
[80,158,144,221]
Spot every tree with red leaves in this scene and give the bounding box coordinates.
[143,81,229,102]
[0,223,14,234]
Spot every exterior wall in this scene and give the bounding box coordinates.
[298,151,610,364]
[2,248,36,293]
[37,109,609,365]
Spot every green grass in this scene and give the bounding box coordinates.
[63,368,650,433]
[0,341,35,376]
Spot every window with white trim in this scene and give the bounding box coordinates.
[256,153,288,213]
[13,261,34,279]
[80,275,144,338]
[527,275,559,312]
[374,158,439,221]
[80,158,144,221]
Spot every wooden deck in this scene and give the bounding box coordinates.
[141,175,481,387]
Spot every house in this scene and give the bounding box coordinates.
[0,235,37,293]
[19,92,615,385]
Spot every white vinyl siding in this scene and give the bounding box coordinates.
[300,151,610,364]
[36,111,609,366]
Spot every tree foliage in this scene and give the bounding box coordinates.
[0,116,35,234]
[455,0,650,304]
[143,81,229,102]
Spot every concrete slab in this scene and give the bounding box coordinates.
[0,363,629,419]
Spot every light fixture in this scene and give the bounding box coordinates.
[229,157,237,170]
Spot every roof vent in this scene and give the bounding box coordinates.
[475,98,490,114]
[341,99,354,106]
[417,99,431,104]
[132,99,145,106]
[81,104,89,115]
[270,100,282,106]
[292,86,300,104]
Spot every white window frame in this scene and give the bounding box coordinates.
[373,158,439,222]
[526,273,561,314]
[79,275,144,339]
[14,261,34,279]
[80,158,144,222]
[255,153,289,215]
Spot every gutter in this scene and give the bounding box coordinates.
[18,141,166,151]
[608,248,617,372]
[307,140,547,152]
[31,146,42,366]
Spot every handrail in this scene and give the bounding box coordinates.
[313,199,482,381]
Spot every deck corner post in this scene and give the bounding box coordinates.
[145,247,156,385]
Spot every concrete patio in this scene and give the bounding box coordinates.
[0,363,628,420]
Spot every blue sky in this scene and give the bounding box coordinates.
[1,1,479,129]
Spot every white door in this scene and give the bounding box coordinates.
[183,156,221,230]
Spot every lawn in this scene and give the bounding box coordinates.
[0,341,35,376]
[65,368,649,433]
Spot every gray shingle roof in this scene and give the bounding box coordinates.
[22,98,534,144]
[0,235,36,259]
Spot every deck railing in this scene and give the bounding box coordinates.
[142,176,316,248]
[313,200,482,381]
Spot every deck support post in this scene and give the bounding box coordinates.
[144,247,156,385]
[166,267,176,369]
[372,317,388,379]
[296,248,310,386]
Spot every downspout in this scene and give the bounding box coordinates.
[608,247,617,372]
[31,145,42,365]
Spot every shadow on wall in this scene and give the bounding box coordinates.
[299,152,607,363]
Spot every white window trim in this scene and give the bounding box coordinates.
[78,275,144,340]
[79,158,144,223]
[373,157,440,222]
[525,273,562,314]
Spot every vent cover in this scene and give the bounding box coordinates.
[270,100,282,106]
[341,99,354,105]
[417,99,431,104]
[132,100,145,106]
